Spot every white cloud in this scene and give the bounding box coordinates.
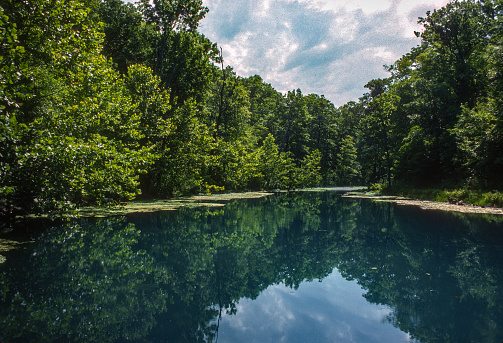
[214,271,409,342]
[255,0,272,17]
[199,0,450,106]
[297,0,393,14]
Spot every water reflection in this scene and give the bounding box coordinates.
[1,192,503,342]
[215,271,414,343]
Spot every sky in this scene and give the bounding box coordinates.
[198,0,450,106]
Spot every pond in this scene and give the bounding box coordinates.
[1,191,503,342]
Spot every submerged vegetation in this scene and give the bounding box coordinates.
[75,191,273,217]
[1,0,502,218]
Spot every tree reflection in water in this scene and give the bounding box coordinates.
[1,191,502,342]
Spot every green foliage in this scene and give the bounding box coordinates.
[0,0,154,217]
[368,182,390,194]
[294,149,323,187]
[7,0,502,217]
[143,100,216,197]
[333,135,360,185]
[389,185,503,208]
[443,188,503,207]
[417,0,490,107]
[352,0,503,191]
[394,126,437,186]
[2,0,364,217]
[205,138,254,191]
[251,134,296,189]
[28,44,155,211]
[136,0,219,105]
[125,64,174,143]
[454,98,503,190]
[206,66,251,141]
[0,6,27,112]
[100,0,157,74]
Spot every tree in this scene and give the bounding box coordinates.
[278,89,311,160]
[451,0,503,189]
[353,0,503,189]
[358,78,396,186]
[137,0,219,105]
[208,66,251,141]
[334,136,360,185]
[417,0,491,107]
[303,94,339,181]
[0,0,154,216]
[99,0,157,74]
[454,101,503,189]
[294,149,323,187]
[252,134,296,189]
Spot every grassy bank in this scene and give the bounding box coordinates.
[373,185,503,208]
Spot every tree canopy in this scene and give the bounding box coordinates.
[1,0,502,218]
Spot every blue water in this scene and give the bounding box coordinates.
[1,191,503,342]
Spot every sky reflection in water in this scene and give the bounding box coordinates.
[216,270,415,343]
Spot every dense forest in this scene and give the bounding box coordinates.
[0,0,502,217]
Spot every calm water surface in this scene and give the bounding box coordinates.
[1,191,503,342]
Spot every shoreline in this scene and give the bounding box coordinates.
[76,191,274,217]
[79,188,503,217]
[342,194,503,215]
[76,187,367,217]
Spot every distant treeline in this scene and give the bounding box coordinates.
[0,0,501,217]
